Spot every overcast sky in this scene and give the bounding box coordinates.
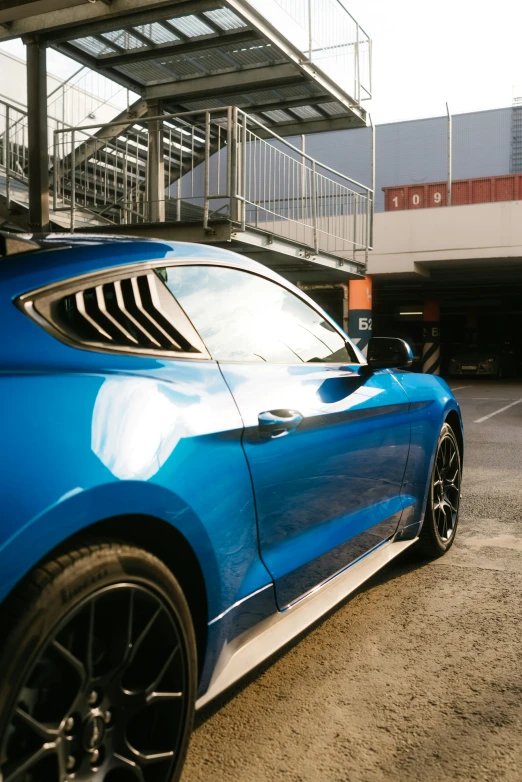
[1,0,521,124]
[346,0,522,122]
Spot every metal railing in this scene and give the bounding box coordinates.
[52,107,372,258]
[245,0,371,102]
[0,98,70,206]
[237,110,372,256]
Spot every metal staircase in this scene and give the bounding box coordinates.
[0,97,219,228]
[49,106,372,279]
[0,0,373,280]
[53,100,222,225]
[0,1,371,136]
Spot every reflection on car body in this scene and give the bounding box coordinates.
[0,234,464,781]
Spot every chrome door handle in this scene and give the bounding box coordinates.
[258,409,303,436]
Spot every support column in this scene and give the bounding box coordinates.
[422,299,441,374]
[348,275,372,355]
[26,38,50,232]
[147,100,165,223]
[464,309,478,344]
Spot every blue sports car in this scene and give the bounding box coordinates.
[0,233,463,782]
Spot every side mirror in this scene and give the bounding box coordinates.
[366,337,414,371]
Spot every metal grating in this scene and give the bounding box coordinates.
[262,109,292,123]
[103,29,147,50]
[318,101,349,115]
[204,8,248,30]
[115,61,176,83]
[289,105,323,119]
[277,84,327,99]
[158,57,207,78]
[72,36,116,56]
[222,41,281,67]
[183,97,230,110]
[167,14,214,37]
[132,23,180,44]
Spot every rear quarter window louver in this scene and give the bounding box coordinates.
[18,267,209,359]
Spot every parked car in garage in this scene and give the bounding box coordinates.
[0,232,464,782]
[448,342,518,378]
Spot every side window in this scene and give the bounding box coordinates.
[160,265,358,364]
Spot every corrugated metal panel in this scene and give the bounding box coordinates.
[383,174,522,210]
[301,107,513,211]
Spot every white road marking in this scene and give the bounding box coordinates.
[472,397,511,401]
[474,398,522,423]
[450,385,471,391]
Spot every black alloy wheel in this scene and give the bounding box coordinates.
[432,430,461,542]
[0,542,197,782]
[417,422,462,558]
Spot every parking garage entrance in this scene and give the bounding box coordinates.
[371,266,522,377]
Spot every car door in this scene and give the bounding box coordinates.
[162,262,412,609]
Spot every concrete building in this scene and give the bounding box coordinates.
[296,106,522,372]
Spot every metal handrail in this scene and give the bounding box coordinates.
[244,0,372,102]
[236,108,372,194]
[51,106,372,257]
[54,106,373,196]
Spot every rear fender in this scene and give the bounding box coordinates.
[0,482,220,614]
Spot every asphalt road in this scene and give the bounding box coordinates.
[183,379,522,782]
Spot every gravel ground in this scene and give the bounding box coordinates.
[183,380,522,782]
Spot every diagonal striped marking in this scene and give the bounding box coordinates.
[474,398,522,423]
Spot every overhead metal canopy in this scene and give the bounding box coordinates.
[0,0,369,136]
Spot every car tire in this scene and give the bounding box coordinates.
[415,423,462,559]
[0,540,197,782]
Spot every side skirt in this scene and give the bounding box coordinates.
[196,537,416,709]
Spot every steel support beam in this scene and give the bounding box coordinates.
[30,0,222,43]
[26,38,50,232]
[146,63,303,101]
[0,0,85,28]
[58,98,148,173]
[253,114,363,139]
[52,40,143,93]
[147,100,165,223]
[238,94,331,115]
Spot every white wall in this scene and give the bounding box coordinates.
[0,49,126,127]
[368,200,522,276]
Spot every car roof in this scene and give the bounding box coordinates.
[0,232,274,293]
